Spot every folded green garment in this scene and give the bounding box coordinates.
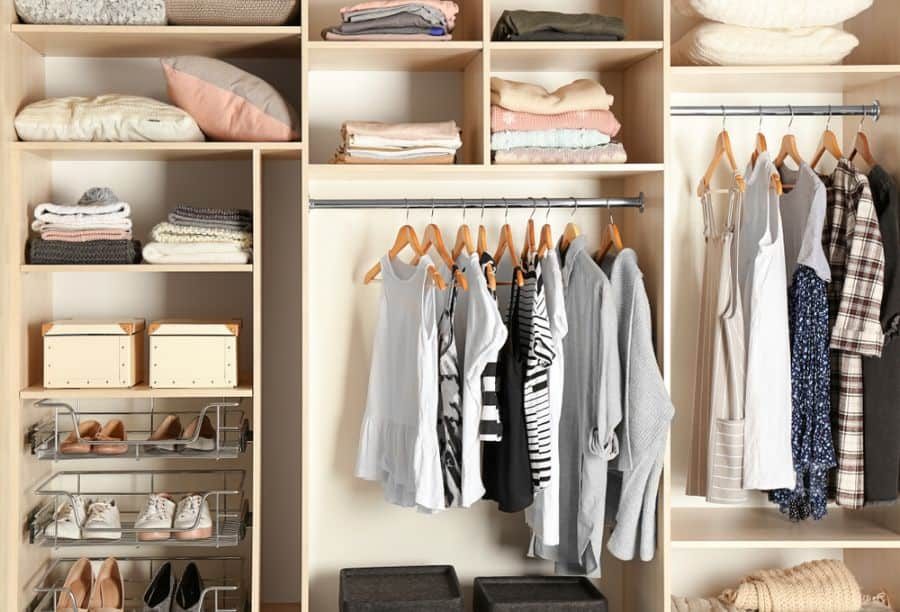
[28,238,141,264]
[492,10,625,41]
[506,31,621,41]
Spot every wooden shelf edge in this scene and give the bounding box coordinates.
[12,141,303,160]
[20,382,254,399]
[672,540,900,550]
[308,163,664,179]
[21,264,253,273]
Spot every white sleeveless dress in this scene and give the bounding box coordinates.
[355,254,444,511]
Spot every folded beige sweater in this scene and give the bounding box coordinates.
[342,120,460,143]
[490,77,614,114]
[719,559,862,612]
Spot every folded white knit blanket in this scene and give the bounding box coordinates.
[143,241,251,264]
[32,218,133,231]
[35,200,131,218]
[150,222,252,248]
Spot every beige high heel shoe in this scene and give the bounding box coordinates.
[92,420,128,455]
[56,557,92,611]
[146,414,183,452]
[59,420,101,455]
[87,557,124,612]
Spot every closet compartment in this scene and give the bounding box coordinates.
[149,320,241,389]
[670,548,900,608]
[308,58,484,164]
[308,0,484,41]
[42,319,145,389]
[30,399,250,461]
[489,49,664,165]
[489,0,663,41]
[29,556,248,612]
[30,469,249,547]
[670,0,900,67]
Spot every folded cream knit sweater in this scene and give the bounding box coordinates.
[720,559,862,612]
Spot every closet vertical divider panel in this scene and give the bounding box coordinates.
[253,148,264,610]
[299,2,311,611]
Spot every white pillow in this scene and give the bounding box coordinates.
[14,95,205,142]
[673,23,859,66]
[673,0,873,29]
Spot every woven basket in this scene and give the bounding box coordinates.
[166,0,299,25]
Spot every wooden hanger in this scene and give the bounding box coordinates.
[849,114,876,168]
[494,202,524,287]
[775,106,804,172]
[415,221,469,290]
[452,207,475,260]
[475,202,497,291]
[595,208,624,262]
[520,199,537,262]
[750,108,768,168]
[810,106,844,171]
[538,199,554,259]
[364,223,446,289]
[697,110,745,196]
[558,198,582,255]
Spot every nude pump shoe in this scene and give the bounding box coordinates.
[56,557,92,611]
[93,420,127,455]
[59,420,101,455]
[88,557,124,612]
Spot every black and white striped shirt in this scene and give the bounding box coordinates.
[479,253,503,442]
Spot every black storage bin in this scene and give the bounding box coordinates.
[340,565,464,612]
[474,577,608,611]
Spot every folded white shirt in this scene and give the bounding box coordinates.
[143,241,251,264]
[347,134,462,150]
[344,146,458,159]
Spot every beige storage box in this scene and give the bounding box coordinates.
[149,320,241,388]
[42,319,145,388]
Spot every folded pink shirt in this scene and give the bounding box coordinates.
[490,106,621,137]
[41,228,133,242]
[342,120,460,142]
[340,0,458,27]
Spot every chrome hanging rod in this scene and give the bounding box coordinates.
[309,194,645,212]
[671,100,880,121]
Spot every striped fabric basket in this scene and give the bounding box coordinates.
[165,0,300,25]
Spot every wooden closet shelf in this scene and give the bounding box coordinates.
[307,41,482,71]
[20,381,254,399]
[13,141,303,161]
[21,264,253,273]
[10,25,302,58]
[671,65,900,93]
[309,163,664,181]
[672,507,900,549]
[490,41,663,72]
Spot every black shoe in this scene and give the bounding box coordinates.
[143,561,175,612]
[174,562,203,612]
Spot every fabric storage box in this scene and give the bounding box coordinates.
[42,319,145,388]
[474,577,608,611]
[149,320,240,388]
[340,565,463,612]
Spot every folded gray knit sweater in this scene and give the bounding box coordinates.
[167,205,253,232]
[28,238,141,264]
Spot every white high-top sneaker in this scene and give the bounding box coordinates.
[82,499,122,540]
[134,493,176,541]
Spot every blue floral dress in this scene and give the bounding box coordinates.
[769,265,836,520]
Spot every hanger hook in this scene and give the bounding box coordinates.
[788,105,795,132]
[607,199,614,226]
[481,198,486,220]
[545,197,552,221]
[858,110,867,132]
[461,200,467,221]
[529,197,537,220]
[757,106,764,133]
[430,198,436,219]
[721,105,727,132]
[503,197,509,222]
[405,198,410,221]
[570,197,578,218]
[826,105,833,131]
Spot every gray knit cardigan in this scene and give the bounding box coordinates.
[602,248,674,562]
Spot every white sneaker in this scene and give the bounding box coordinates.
[43,495,87,540]
[82,499,122,540]
[173,494,213,540]
[134,493,176,541]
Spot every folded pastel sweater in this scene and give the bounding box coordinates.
[343,3,447,26]
[491,77,614,114]
[168,206,252,232]
[335,11,438,32]
[150,222,252,248]
[323,31,452,40]
[492,10,625,41]
[347,133,462,150]
[343,120,460,142]
[493,142,627,164]
[340,0,458,27]
[491,106,620,136]
[491,128,611,150]
[143,241,251,264]
[28,238,141,265]
[338,146,457,159]
[41,228,133,242]
[334,152,454,164]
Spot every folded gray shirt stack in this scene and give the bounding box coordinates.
[168,205,253,232]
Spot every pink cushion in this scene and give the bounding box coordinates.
[161,56,298,142]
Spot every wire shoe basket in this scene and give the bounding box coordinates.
[30,556,248,612]
[30,469,248,548]
[29,400,250,461]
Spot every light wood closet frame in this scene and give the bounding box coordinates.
[2,1,900,611]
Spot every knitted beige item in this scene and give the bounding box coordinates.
[150,222,252,248]
[719,559,862,612]
[671,595,742,612]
